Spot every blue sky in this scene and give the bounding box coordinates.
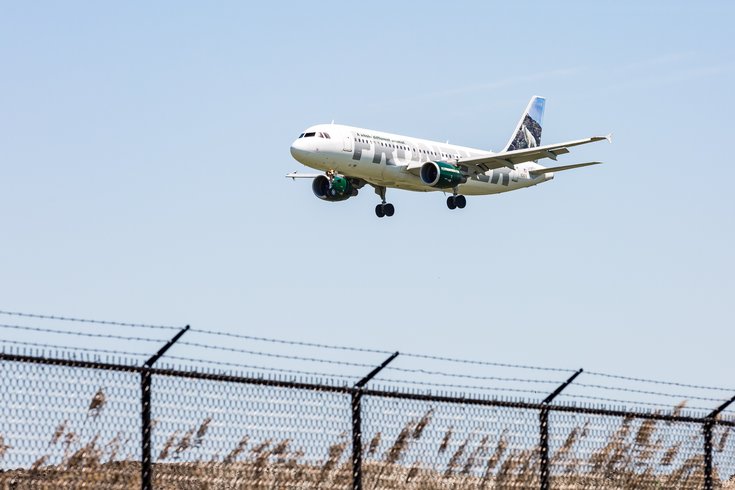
[1,2,734,402]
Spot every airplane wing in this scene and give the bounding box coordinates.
[458,134,611,175]
[529,161,602,176]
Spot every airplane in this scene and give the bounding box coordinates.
[288,96,610,218]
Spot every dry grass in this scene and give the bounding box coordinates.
[1,405,735,489]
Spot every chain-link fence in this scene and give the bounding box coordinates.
[1,351,734,490]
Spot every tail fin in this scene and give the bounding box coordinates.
[502,96,546,152]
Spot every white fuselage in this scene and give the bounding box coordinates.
[289,124,553,195]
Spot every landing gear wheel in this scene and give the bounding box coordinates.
[373,186,395,218]
[455,195,466,209]
[447,196,457,210]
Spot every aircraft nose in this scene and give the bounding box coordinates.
[290,138,308,160]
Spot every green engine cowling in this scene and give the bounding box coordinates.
[312,175,356,201]
[419,161,466,188]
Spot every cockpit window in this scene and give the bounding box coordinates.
[300,131,330,139]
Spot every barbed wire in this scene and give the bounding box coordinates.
[586,370,735,393]
[0,309,180,331]
[402,351,578,373]
[193,328,574,373]
[0,340,559,399]
[0,339,148,360]
[191,327,393,355]
[2,308,735,407]
[0,338,359,383]
[163,355,358,382]
[0,322,167,343]
[1,338,727,415]
[373,377,552,397]
[178,341,379,369]
[385,365,561,385]
[0,309,582,374]
[0,340,558,397]
[574,382,726,403]
[177,341,563,386]
[556,392,714,413]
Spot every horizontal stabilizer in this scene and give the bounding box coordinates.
[286,172,322,179]
[529,161,602,176]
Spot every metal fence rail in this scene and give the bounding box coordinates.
[1,350,734,489]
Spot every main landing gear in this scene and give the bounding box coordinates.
[374,186,395,218]
[447,194,466,210]
[375,203,395,218]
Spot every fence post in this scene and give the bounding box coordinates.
[703,392,735,490]
[539,369,583,490]
[703,418,714,490]
[351,390,364,490]
[141,325,190,490]
[351,351,399,490]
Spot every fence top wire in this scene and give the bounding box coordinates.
[176,341,563,387]
[373,376,551,398]
[0,338,148,361]
[177,340,380,369]
[586,370,735,393]
[0,322,168,344]
[3,308,735,415]
[0,344,536,397]
[0,309,581,373]
[556,392,714,413]
[574,382,727,403]
[0,309,180,331]
[401,351,577,373]
[2,345,734,422]
[383,364,562,384]
[1,340,704,409]
[191,327,394,355]
[163,354,358,382]
[192,328,578,373]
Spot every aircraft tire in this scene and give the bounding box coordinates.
[455,195,466,209]
[447,196,456,210]
[375,204,385,218]
[384,203,395,217]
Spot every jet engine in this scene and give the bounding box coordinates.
[419,161,466,188]
[312,175,358,201]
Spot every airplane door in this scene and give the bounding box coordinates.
[343,135,353,152]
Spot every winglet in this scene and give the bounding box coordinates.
[605,133,613,143]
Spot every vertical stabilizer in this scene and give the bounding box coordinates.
[503,96,545,152]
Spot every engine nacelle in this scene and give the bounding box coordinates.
[419,161,466,188]
[312,175,357,202]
